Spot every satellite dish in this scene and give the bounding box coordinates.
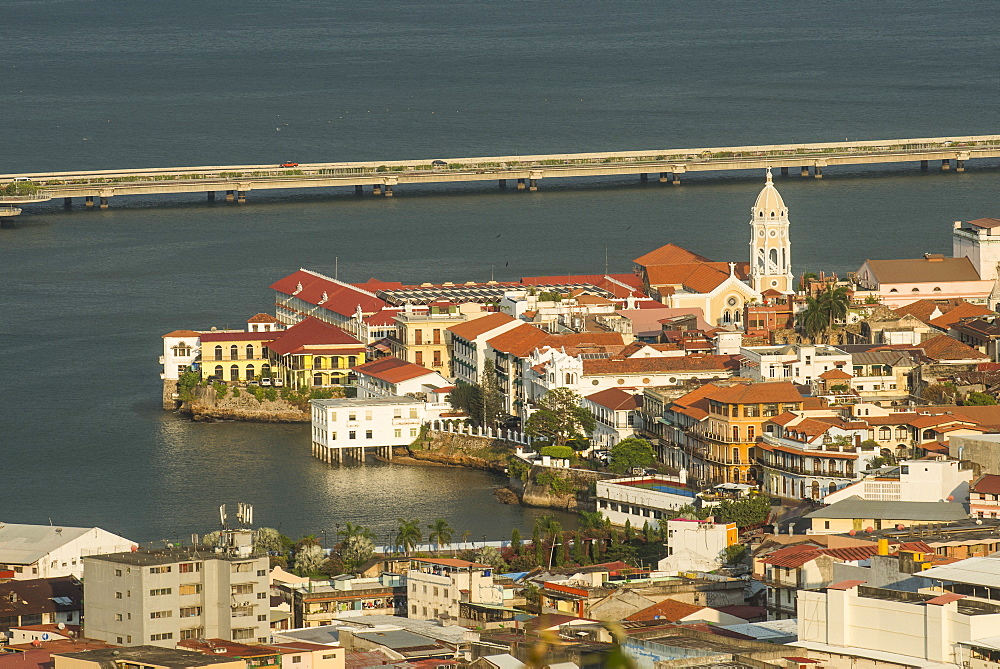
[57,623,65,630]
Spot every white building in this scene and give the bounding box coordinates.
[954,218,1000,287]
[310,396,452,462]
[0,524,136,580]
[582,388,642,450]
[740,343,852,385]
[595,475,694,528]
[446,312,521,385]
[797,562,1000,667]
[657,519,737,575]
[824,457,972,505]
[160,330,203,382]
[350,357,451,399]
[406,558,502,623]
[749,169,794,294]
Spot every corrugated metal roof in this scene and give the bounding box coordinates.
[0,524,94,565]
[806,497,968,522]
[917,557,1000,588]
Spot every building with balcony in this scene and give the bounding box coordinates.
[582,387,642,450]
[310,396,452,462]
[970,474,1000,519]
[662,381,806,486]
[274,573,406,628]
[264,317,366,389]
[392,303,469,378]
[740,344,851,385]
[446,312,520,385]
[200,332,280,384]
[350,357,450,400]
[406,558,502,623]
[82,536,270,648]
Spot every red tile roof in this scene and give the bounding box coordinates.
[247,313,280,323]
[582,354,738,376]
[486,323,550,357]
[265,317,362,356]
[634,243,713,267]
[351,357,438,383]
[363,309,401,326]
[271,269,385,317]
[928,301,995,330]
[705,381,804,404]
[826,580,867,590]
[893,298,968,324]
[920,334,989,361]
[926,593,966,605]
[201,331,280,343]
[819,368,852,380]
[972,474,1000,495]
[644,263,738,294]
[585,388,642,411]
[624,598,705,622]
[969,218,1000,229]
[446,312,517,340]
[162,329,202,338]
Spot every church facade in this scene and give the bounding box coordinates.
[634,170,793,327]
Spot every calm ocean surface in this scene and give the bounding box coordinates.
[1,1,998,543]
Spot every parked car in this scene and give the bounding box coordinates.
[260,377,272,387]
[272,378,284,388]
[248,380,259,387]
[431,160,448,168]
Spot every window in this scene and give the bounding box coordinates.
[150,633,173,641]
[409,408,418,419]
[257,592,267,599]
[231,605,254,618]
[179,562,200,573]
[179,607,202,618]
[179,584,202,595]
[232,583,254,595]
[348,412,356,421]
[115,569,122,577]
[115,592,123,599]
[257,569,267,577]
[292,657,302,664]
[232,628,255,641]
[415,351,423,365]
[349,431,356,440]
[246,344,255,359]
[394,429,402,438]
[115,614,123,621]
[150,610,172,619]
[410,429,418,437]
[433,350,442,366]
[149,588,172,596]
[366,430,373,439]
[258,614,268,621]
[230,344,239,359]
[215,345,223,361]
[149,566,171,574]
[180,628,204,640]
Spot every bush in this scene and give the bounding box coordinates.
[534,472,575,496]
[540,445,575,460]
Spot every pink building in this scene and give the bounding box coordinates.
[970,474,1000,519]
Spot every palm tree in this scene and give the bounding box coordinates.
[820,285,850,334]
[338,522,374,542]
[461,530,472,547]
[578,511,609,535]
[427,519,453,552]
[395,518,422,556]
[797,295,826,342]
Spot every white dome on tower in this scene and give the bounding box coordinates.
[752,168,786,217]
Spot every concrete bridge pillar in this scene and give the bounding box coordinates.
[529,171,542,191]
[63,197,72,208]
[207,191,215,202]
[801,166,809,177]
[226,190,235,202]
[921,160,928,170]
[499,179,506,189]
[384,184,393,197]
[372,184,382,195]
[640,173,648,182]
[529,179,538,191]
[941,159,951,171]
[659,172,668,183]
[383,177,397,197]
[85,196,94,208]
[355,185,363,195]
[237,191,247,203]
[516,178,526,190]
[672,172,680,185]
[99,196,110,209]
[814,166,823,179]
[956,159,965,172]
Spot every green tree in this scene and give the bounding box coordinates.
[722,543,748,565]
[624,519,634,542]
[797,294,827,341]
[965,391,997,406]
[798,285,851,342]
[479,359,504,428]
[449,382,482,421]
[540,445,576,459]
[338,522,374,542]
[510,528,522,555]
[608,437,656,474]
[427,518,454,551]
[642,521,655,544]
[252,527,286,555]
[579,510,609,534]
[340,535,375,571]
[294,544,326,574]
[476,545,508,571]
[202,531,222,547]
[395,518,422,555]
[524,388,596,447]
[715,494,772,528]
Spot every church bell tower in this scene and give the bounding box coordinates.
[749,169,793,293]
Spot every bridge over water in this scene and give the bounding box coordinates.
[2,134,998,213]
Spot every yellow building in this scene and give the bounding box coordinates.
[392,302,467,377]
[668,381,804,485]
[265,317,366,388]
[200,331,278,383]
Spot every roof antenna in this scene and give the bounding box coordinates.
[491,265,495,281]
[335,257,339,281]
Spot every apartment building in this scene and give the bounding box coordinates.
[83,537,270,648]
[406,558,502,623]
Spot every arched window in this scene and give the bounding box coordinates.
[214,345,223,361]
[246,364,254,380]
[262,364,271,377]
[747,426,755,440]
[348,356,357,367]
[230,365,239,382]
[214,365,223,379]
[769,248,778,268]
[723,310,731,323]
[174,342,191,357]
[933,287,942,292]
[923,429,936,440]
[732,447,739,463]
[734,310,742,322]
[879,426,891,440]
[246,344,254,359]
[757,249,765,271]
[811,481,820,499]
[230,344,239,360]
[829,482,837,495]
[911,287,920,292]
[889,288,898,293]
[313,373,324,387]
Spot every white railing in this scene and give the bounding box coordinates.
[426,422,534,445]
